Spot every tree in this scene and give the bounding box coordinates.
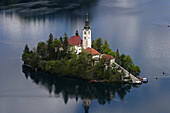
[59,36,63,44]
[101,40,112,54]
[104,40,109,47]
[119,54,133,70]
[92,37,103,52]
[128,64,141,76]
[37,42,47,59]
[62,33,70,59]
[22,52,30,64]
[93,58,107,80]
[134,66,141,76]
[29,52,40,70]
[47,33,54,60]
[63,33,69,51]
[24,44,29,53]
[115,49,120,64]
[102,46,112,54]
[108,51,116,57]
[52,38,62,59]
[38,60,47,71]
[126,55,133,67]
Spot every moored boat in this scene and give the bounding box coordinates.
[139,77,148,83]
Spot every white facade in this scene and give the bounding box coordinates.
[83,29,91,49]
[92,54,100,60]
[82,13,91,49]
[110,59,115,64]
[74,45,82,54]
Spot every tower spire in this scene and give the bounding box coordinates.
[84,12,90,29]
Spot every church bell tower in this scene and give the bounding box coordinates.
[83,13,91,49]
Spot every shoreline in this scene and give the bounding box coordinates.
[22,64,136,84]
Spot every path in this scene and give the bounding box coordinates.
[113,62,141,84]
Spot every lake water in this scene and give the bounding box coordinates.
[0,0,170,113]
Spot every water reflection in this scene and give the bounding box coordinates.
[0,0,98,17]
[22,65,140,112]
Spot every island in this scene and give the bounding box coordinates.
[22,13,142,84]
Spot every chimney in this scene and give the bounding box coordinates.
[76,30,79,36]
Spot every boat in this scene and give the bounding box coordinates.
[139,77,148,83]
[89,80,102,83]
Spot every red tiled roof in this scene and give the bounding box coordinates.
[68,35,82,45]
[83,47,100,55]
[101,54,114,61]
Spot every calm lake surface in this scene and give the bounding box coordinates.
[0,0,170,113]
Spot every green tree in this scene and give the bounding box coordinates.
[47,33,54,59]
[101,40,112,54]
[108,51,116,57]
[93,58,107,80]
[129,64,141,76]
[59,36,63,44]
[22,52,30,64]
[37,42,47,59]
[119,54,133,70]
[77,52,91,74]
[62,33,71,59]
[92,37,103,52]
[63,33,69,51]
[128,64,141,76]
[29,52,40,70]
[126,55,133,68]
[104,40,109,47]
[38,60,47,71]
[115,49,120,64]
[134,66,141,76]
[24,44,29,53]
[52,38,62,59]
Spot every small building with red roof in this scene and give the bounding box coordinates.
[68,31,82,54]
[100,54,115,64]
[83,47,100,60]
[68,31,82,46]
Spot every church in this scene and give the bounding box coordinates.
[68,13,100,59]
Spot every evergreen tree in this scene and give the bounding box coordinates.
[24,44,29,53]
[63,33,68,49]
[37,42,47,59]
[92,37,103,52]
[52,38,62,59]
[108,51,116,57]
[63,33,69,58]
[115,49,120,64]
[104,40,109,47]
[47,33,54,59]
[22,52,30,64]
[47,33,53,51]
[128,64,141,76]
[60,36,63,44]
[29,52,40,70]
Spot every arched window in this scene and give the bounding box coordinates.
[84,37,86,39]
[88,31,90,34]
[84,31,86,34]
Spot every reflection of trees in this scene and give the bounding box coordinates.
[22,65,140,105]
[0,0,98,25]
[0,0,97,6]
[0,0,98,16]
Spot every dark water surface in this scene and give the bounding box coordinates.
[0,0,170,113]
